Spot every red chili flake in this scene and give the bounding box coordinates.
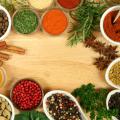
[11,79,43,110]
[57,0,81,9]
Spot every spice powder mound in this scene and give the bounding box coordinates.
[109,62,120,85]
[104,11,120,42]
[42,9,68,35]
[57,0,81,9]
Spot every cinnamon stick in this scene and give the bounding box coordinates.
[0,52,10,61]
[0,41,7,50]
[5,45,25,55]
[0,60,3,67]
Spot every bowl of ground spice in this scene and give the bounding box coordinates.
[41,8,68,36]
[10,78,44,110]
[28,0,54,11]
[100,6,120,45]
[105,58,120,89]
[0,5,11,41]
[13,9,39,34]
[106,90,120,120]
[56,0,84,11]
[43,90,87,120]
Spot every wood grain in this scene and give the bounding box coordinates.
[0,30,119,116]
[2,30,118,93]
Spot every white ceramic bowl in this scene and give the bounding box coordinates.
[100,5,120,45]
[0,94,15,120]
[43,90,87,120]
[105,58,120,89]
[106,90,120,120]
[0,5,11,41]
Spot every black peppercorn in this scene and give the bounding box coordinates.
[108,92,120,119]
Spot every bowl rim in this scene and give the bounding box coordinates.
[106,89,120,120]
[28,0,55,11]
[105,58,120,89]
[43,90,88,120]
[12,8,40,35]
[10,78,44,111]
[0,94,15,120]
[55,0,84,11]
[41,8,69,36]
[0,5,11,41]
[0,67,7,88]
[100,5,120,46]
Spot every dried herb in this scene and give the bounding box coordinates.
[72,83,119,120]
[67,0,107,46]
[84,37,119,70]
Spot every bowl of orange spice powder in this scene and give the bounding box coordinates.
[100,6,120,45]
[41,8,68,35]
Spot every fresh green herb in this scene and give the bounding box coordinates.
[72,83,119,120]
[68,0,107,46]
[0,0,15,15]
[13,9,39,34]
[15,110,49,120]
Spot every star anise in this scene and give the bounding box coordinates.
[84,39,119,70]
[94,57,111,70]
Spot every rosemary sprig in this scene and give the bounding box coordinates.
[68,0,107,46]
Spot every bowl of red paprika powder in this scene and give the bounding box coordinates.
[100,5,120,45]
[10,78,44,110]
[56,0,84,11]
[41,8,68,36]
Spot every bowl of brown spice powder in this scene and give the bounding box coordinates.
[105,58,120,89]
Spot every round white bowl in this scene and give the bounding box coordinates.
[100,5,120,45]
[0,5,11,41]
[105,58,120,89]
[0,67,7,88]
[0,94,15,120]
[106,90,120,120]
[43,90,87,120]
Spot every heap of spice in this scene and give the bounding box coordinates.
[28,0,53,10]
[11,79,43,110]
[0,10,8,37]
[109,61,120,85]
[57,0,81,10]
[42,9,68,35]
[13,9,39,34]
[104,11,120,42]
[46,93,82,120]
[108,92,120,119]
[0,96,12,120]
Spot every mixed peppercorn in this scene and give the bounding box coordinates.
[11,79,43,110]
[0,10,8,37]
[46,93,82,120]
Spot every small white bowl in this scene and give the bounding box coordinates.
[43,90,87,120]
[0,5,11,41]
[105,58,120,89]
[100,5,120,45]
[0,94,15,120]
[106,90,120,120]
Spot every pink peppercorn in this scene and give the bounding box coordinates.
[11,79,43,110]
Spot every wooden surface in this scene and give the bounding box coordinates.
[2,30,116,94]
[0,29,119,114]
